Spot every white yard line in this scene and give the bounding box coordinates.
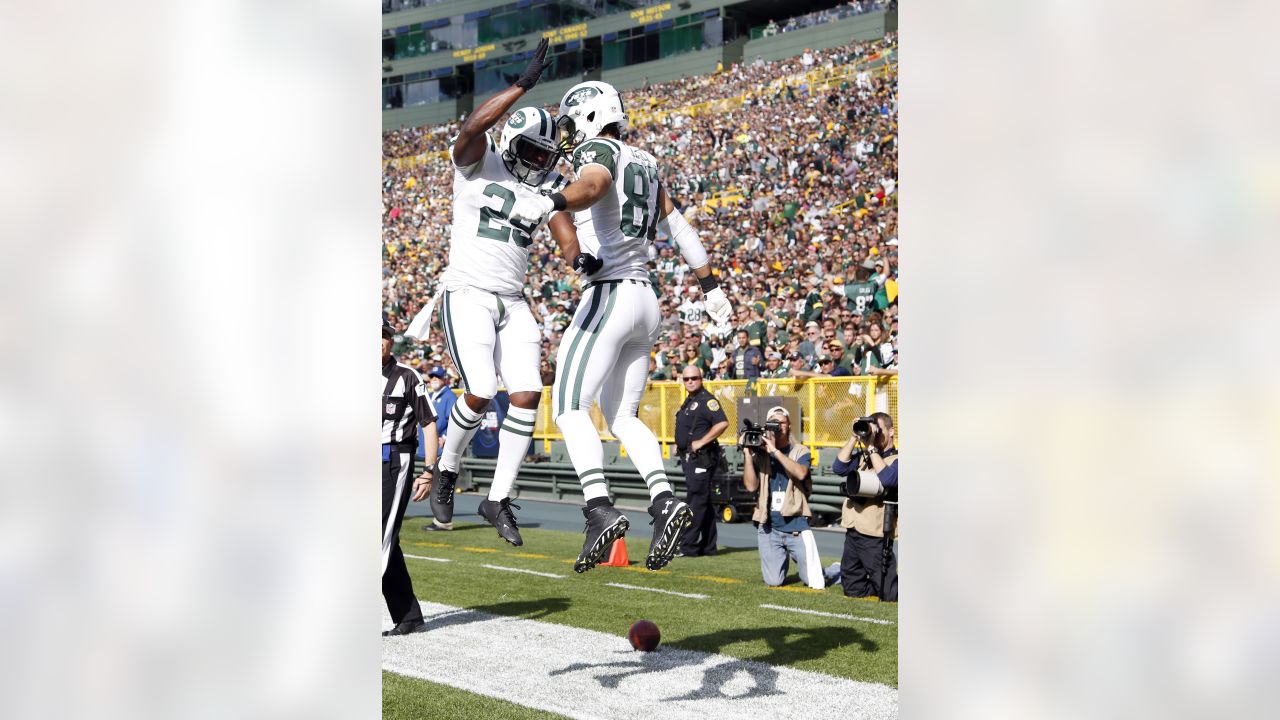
[605,582,708,600]
[480,563,565,579]
[384,601,897,720]
[404,554,452,562]
[759,603,896,626]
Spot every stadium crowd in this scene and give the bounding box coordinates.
[383,33,898,388]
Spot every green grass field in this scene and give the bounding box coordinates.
[383,517,897,718]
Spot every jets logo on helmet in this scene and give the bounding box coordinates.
[558,81,629,141]
[564,86,601,108]
[498,107,562,186]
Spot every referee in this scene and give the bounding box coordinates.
[383,316,439,636]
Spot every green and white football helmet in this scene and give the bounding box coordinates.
[498,106,561,186]
[558,81,628,144]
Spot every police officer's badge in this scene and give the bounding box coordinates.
[707,399,720,412]
[689,402,698,411]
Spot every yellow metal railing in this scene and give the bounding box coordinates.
[529,376,899,460]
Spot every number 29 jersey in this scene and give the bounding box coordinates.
[443,134,569,296]
[569,137,660,284]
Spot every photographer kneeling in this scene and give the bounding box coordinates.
[742,407,840,590]
[832,412,898,601]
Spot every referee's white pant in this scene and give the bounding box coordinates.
[439,286,542,399]
[552,279,660,422]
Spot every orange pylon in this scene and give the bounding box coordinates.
[599,538,630,567]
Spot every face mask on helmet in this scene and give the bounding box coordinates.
[500,108,562,186]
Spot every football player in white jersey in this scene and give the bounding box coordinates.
[510,80,734,573]
[411,39,563,547]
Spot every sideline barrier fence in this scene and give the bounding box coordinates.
[527,375,899,462]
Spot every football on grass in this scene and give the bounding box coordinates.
[627,620,661,652]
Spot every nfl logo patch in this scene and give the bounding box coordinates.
[386,403,396,414]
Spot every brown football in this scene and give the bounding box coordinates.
[627,620,661,652]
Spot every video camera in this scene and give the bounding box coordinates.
[740,418,781,449]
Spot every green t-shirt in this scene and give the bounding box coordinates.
[844,282,877,315]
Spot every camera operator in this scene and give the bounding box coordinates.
[741,407,839,590]
[674,366,728,557]
[831,412,898,601]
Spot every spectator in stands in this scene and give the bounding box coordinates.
[730,329,762,380]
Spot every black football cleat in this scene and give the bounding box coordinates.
[646,497,694,571]
[478,497,524,546]
[574,504,629,573]
[382,618,426,637]
[434,468,458,505]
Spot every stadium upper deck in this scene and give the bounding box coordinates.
[383,0,896,128]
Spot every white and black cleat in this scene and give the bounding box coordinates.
[478,497,524,546]
[646,498,694,571]
[574,504,629,573]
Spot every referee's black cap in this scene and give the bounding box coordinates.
[382,314,395,339]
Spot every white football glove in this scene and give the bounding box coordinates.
[704,287,732,325]
[509,194,556,226]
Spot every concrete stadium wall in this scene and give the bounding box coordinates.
[601,51,725,94]
[742,10,889,64]
[384,99,461,129]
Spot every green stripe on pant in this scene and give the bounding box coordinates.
[570,285,618,411]
[556,285,606,417]
[442,291,473,394]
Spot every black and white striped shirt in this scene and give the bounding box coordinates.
[382,355,435,446]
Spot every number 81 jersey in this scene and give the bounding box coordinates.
[443,134,569,296]
[570,137,660,284]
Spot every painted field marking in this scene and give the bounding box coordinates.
[605,582,708,600]
[513,552,551,559]
[759,603,896,626]
[460,547,500,553]
[384,600,899,720]
[614,565,670,575]
[413,541,452,548]
[404,554,452,563]
[689,575,743,584]
[766,585,823,594]
[481,564,566,579]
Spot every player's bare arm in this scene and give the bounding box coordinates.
[451,37,551,168]
[547,212,582,260]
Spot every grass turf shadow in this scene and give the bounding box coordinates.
[549,624,873,703]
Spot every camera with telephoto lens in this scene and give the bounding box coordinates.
[839,471,886,500]
[741,418,781,449]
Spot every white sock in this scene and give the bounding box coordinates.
[440,401,485,472]
[556,409,609,502]
[609,415,672,499]
[489,406,537,500]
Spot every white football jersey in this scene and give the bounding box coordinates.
[443,134,568,296]
[569,137,659,283]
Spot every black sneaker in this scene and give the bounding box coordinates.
[435,468,458,505]
[574,505,629,574]
[646,498,694,570]
[382,618,426,637]
[478,498,523,546]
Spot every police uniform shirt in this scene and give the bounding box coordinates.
[674,388,727,454]
[382,355,436,448]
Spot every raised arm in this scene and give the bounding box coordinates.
[451,38,551,168]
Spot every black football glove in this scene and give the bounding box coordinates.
[572,253,603,275]
[514,38,551,90]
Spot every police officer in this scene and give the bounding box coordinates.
[382,317,439,636]
[674,365,729,556]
